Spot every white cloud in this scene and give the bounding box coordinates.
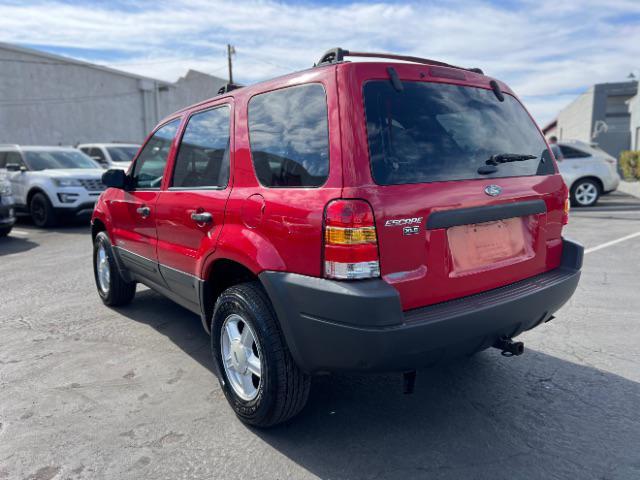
[0,0,638,125]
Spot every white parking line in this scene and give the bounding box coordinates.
[11,229,29,236]
[585,231,640,255]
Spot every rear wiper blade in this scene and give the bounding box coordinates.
[485,153,537,166]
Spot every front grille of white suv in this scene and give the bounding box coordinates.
[79,179,106,191]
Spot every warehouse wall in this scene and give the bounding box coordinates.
[557,88,595,143]
[0,44,226,146]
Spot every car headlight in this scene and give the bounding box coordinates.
[53,178,82,187]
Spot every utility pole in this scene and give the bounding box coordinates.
[227,44,236,84]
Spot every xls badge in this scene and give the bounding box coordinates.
[385,217,423,236]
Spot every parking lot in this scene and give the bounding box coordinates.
[1,192,639,480]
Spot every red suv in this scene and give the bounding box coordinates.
[91,48,583,427]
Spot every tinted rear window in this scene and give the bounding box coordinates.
[363,81,553,185]
[248,83,329,187]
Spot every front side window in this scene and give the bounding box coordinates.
[172,106,231,188]
[248,83,329,187]
[23,150,100,170]
[363,81,554,185]
[131,119,180,189]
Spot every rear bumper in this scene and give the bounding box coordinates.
[260,238,583,373]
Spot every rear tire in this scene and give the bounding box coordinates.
[571,179,600,207]
[30,192,57,227]
[93,231,136,306]
[211,282,310,428]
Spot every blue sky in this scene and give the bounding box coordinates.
[1,0,639,125]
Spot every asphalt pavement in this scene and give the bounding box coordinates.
[1,192,639,480]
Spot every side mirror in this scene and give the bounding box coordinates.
[6,163,24,172]
[102,168,129,190]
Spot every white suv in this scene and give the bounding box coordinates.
[558,140,620,207]
[77,143,140,170]
[0,145,106,227]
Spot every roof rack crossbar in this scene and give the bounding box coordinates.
[315,47,483,75]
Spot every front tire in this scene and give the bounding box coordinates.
[30,192,57,227]
[212,282,310,428]
[571,179,600,207]
[93,231,136,306]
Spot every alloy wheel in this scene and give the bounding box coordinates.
[220,313,262,401]
[575,182,598,206]
[96,244,111,294]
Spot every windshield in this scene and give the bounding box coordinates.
[363,81,554,185]
[24,150,100,171]
[107,146,139,163]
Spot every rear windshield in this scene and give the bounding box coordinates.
[363,81,554,185]
[107,147,139,163]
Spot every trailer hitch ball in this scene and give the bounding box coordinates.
[494,337,524,357]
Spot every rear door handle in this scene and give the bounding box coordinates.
[136,206,151,217]
[191,212,213,224]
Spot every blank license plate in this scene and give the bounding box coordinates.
[447,217,530,273]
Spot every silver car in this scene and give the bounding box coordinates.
[557,140,620,207]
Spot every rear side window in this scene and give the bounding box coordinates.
[172,106,231,188]
[248,84,329,187]
[131,119,180,189]
[560,146,589,159]
[363,81,554,185]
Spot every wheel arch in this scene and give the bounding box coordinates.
[200,258,262,334]
[570,175,603,192]
[91,217,107,240]
[26,186,50,206]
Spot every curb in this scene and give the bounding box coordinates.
[617,181,640,199]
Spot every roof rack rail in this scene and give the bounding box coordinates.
[217,83,242,95]
[315,47,483,75]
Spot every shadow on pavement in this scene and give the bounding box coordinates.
[116,288,640,479]
[0,235,39,256]
[15,216,91,236]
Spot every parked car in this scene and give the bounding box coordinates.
[0,145,106,227]
[77,143,140,170]
[0,168,16,237]
[91,48,583,427]
[557,140,620,207]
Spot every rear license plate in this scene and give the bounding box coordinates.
[447,217,531,274]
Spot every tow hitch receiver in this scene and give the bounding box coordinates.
[403,370,416,394]
[494,337,524,357]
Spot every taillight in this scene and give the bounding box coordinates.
[323,199,380,280]
[562,195,570,225]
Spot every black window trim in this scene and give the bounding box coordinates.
[168,102,233,192]
[129,116,183,192]
[360,79,556,187]
[560,145,590,159]
[247,82,331,189]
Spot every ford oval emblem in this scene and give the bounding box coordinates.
[484,185,502,197]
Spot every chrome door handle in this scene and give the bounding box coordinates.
[136,206,151,217]
[191,212,213,224]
